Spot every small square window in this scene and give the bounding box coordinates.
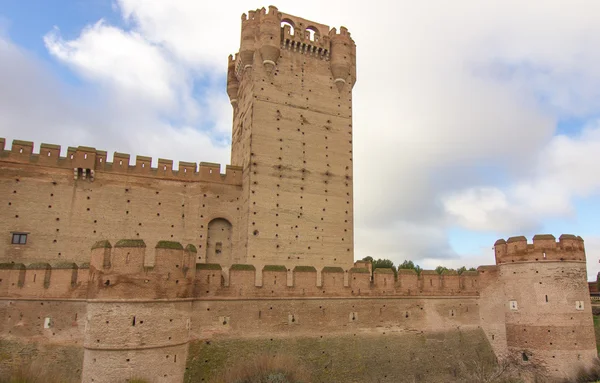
[509,300,518,311]
[11,233,27,245]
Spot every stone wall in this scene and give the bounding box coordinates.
[0,145,243,266]
[0,300,86,382]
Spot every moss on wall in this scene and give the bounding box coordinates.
[91,240,111,250]
[114,239,146,248]
[293,266,317,273]
[263,265,287,272]
[27,263,51,270]
[155,241,184,250]
[185,244,197,253]
[322,267,344,273]
[349,267,369,274]
[185,329,497,383]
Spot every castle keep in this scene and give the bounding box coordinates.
[0,6,596,383]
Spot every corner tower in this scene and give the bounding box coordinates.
[493,234,597,380]
[228,6,356,269]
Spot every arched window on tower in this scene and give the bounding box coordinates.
[305,26,320,42]
[281,19,295,37]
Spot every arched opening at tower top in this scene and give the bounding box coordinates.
[281,19,295,36]
[306,26,319,42]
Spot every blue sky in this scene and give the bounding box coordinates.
[1,0,600,280]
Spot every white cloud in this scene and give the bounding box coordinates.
[443,122,600,233]
[44,21,188,112]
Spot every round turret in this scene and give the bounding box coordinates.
[258,6,281,72]
[495,234,596,380]
[227,54,239,106]
[240,11,259,70]
[329,27,355,91]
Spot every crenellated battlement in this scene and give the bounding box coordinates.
[0,235,587,301]
[194,264,480,298]
[493,234,585,264]
[0,261,89,298]
[0,239,483,300]
[231,6,356,92]
[0,138,242,185]
[88,240,197,299]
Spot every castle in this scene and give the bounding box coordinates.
[0,6,596,383]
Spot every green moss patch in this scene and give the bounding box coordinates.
[0,262,25,270]
[230,264,256,271]
[115,239,146,248]
[155,241,183,250]
[27,262,51,270]
[91,240,112,250]
[322,267,344,273]
[52,262,78,270]
[374,268,394,274]
[186,244,198,253]
[293,266,317,273]
[196,263,222,270]
[350,267,370,274]
[263,265,287,272]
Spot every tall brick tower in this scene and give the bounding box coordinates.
[227,6,356,270]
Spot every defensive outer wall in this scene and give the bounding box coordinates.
[0,235,596,382]
[0,5,597,383]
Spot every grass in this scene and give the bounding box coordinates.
[263,265,287,272]
[322,267,344,273]
[0,364,67,383]
[293,266,316,273]
[566,357,600,383]
[213,354,309,383]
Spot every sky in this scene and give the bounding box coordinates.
[1,0,600,280]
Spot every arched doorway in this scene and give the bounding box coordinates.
[206,218,233,265]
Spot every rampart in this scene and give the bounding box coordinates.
[0,233,596,382]
[494,234,585,264]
